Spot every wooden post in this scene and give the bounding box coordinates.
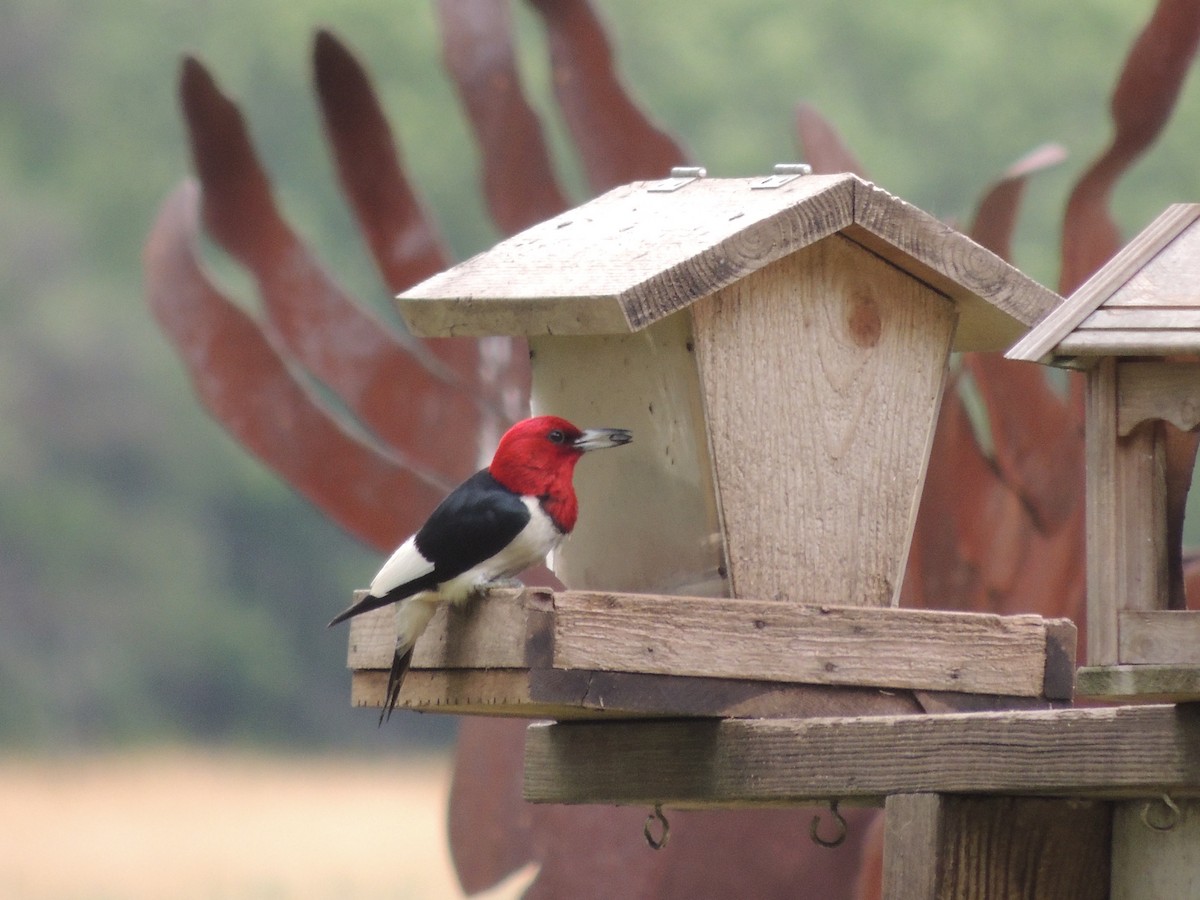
[883,794,1111,899]
[1112,798,1200,899]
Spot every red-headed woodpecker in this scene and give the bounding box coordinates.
[329,415,632,722]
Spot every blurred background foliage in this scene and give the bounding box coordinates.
[1,0,1197,750]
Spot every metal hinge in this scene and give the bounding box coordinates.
[647,166,707,193]
[751,163,813,189]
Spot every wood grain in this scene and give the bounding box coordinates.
[397,174,856,336]
[1007,203,1200,362]
[1116,421,1169,619]
[1118,361,1200,436]
[885,795,1110,900]
[1077,664,1200,702]
[1120,610,1200,665]
[346,587,551,670]
[1060,330,1200,356]
[690,236,955,608]
[522,704,1200,806]
[848,179,1061,350]
[397,173,1058,349]
[1084,308,1200,329]
[1112,798,1200,900]
[884,795,1110,900]
[346,588,1072,715]
[1085,358,1120,665]
[882,794,942,899]
[551,591,1058,697]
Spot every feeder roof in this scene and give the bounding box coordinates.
[398,173,1061,352]
[1008,204,1200,366]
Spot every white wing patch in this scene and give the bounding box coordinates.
[369,536,435,597]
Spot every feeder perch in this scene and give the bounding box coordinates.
[1009,203,1200,702]
[345,170,1068,718]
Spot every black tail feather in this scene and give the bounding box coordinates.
[327,591,393,628]
[379,645,415,726]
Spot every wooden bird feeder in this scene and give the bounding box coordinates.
[1008,203,1200,702]
[343,169,1071,718]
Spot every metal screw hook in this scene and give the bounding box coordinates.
[1141,794,1182,832]
[644,803,670,850]
[810,799,848,849]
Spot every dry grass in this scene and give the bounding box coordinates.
[0,749,535,899]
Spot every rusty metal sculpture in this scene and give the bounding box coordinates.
[143,1,1200,897]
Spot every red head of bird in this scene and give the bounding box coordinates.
[488,415,631,532]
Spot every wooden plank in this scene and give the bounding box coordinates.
[528,316,728,598]
[1112,798,1200,899]
[522,704,1200,806]
[349,668,668,719]
[884,795,1110,900]
[351,668,548,717]
[551,592,1057,696]
[1120,611,1200,665]
[1086,359,1121,666]
[690,236,955,609]
[848,179,1062,350]
[1077,664,1200,702]
[346,587,552,670]
[1081,307,1200,329]
[1117,361,1200,436]
[1006,203,1200,362]
[528,669,927,719]
[1060,330,1200,356]
[882,795,943,899]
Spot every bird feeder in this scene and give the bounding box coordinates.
[344,169,1071,718]
[1008,203,1200,701]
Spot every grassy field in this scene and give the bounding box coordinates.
[0,749,535,899]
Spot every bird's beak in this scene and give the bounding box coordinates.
[573,427,633,452]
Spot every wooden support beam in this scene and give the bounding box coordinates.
[350,667,943,720]
[1086,358,1121,666]
[522,705,1200,807]
[883,794,1111,900]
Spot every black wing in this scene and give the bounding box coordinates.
[414,469,532,582]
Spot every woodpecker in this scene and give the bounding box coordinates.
[329,415,632,722]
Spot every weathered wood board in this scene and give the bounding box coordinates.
[344,588,1075,718]
[1007,203,1200,364]
[1077,664,1200,702]
[522,704,1200,807]
[397,174,1059,352]
[1112,797,1200,900]
[883,794,1111,900]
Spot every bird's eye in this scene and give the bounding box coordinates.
[547,429,566,444]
